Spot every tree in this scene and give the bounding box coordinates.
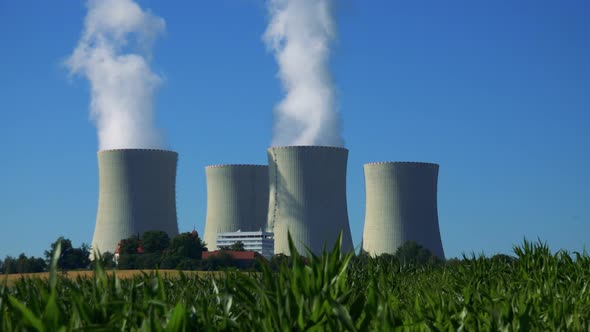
[203,251,234,271]
[28,257,46,273]
[159,251,183,269]
[3,256,16,274]
[491,253,516,265]
[117,254,138,270]
[176,258,201,270]
[220,241,245,251]
[91,251,116,269]
[3,254,47,274]
[45,237,90,270]
[45,237,74,268]
[16,254,30,273]
[142,231,170,253]
[118,237,141,255]
[228,241,245,251]
[64,244,90,270]
[170,232,207,259]
[394,241,442,266]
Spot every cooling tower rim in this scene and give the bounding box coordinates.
[364,161,439,167]
[268,145,348,151]
[205,164,268,169]
[98,148,177,155]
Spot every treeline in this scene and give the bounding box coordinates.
[2,229,489,274]
[0,230,259,274]
[0,237,89,274]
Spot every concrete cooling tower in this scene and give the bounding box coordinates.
[91,149,179,257]
[362,162,445,259]
[203,164,269,249]
[267,146,353,255]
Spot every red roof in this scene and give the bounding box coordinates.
[202,250,258,260]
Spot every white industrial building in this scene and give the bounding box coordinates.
[216,230,274,259]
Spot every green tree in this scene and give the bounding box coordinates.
[64,244,90,270]
[220,241,245,251]
[394,241,442,266]
[170,232,207,259]
[141,231,171,253]
[176,258,203,270]
[0,258,3,273]
[2,256,16,274]
[28,257,47,273]
[11,254,46,273]
[203,251,234,271]
[136,253,162,269]
[159,252,183,269]
[118,237,141,255]
[44,237,74,269]
[15,254,30,273]
[117,254,138,270]
[228,241,245,251]
[491,253,517,264]
[45,237,91,270]
[92,251,116,269]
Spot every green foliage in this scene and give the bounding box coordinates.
[1,254,47,274]
[141,231,171,254]
[1,238,589,330]
[220,241,246,252]
[118,237,141,255]
[203,251,235,271]
[90,251,115,269]
[169,231,207,259]
[394,240,442,266]
[44,237,89,271]
[115,231,208,270]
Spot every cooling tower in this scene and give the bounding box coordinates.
[362,162,445,259]
[203,164,269,249]
[267,146,353,255]
[91,149,179,257]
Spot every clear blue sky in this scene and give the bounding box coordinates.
[0,1,588,259]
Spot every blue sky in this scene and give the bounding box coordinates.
[0,0,588,259]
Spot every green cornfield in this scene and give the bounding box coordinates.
[1,237,589,331]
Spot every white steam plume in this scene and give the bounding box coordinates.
[264,0,344,147]
[66,0,165,150]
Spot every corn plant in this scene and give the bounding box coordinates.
[1,237,589,331]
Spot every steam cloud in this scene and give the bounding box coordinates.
[264,0,344,147]
[66,0,165,150]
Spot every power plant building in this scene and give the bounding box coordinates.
[216,230,274,259]
[91,149,179,257]
[267,146,354,255]
[362,162,445,259]
[203,164,269,249]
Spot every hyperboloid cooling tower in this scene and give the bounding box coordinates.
[203,164,269,249]
[91,149,179,256]
[362,162,445,258]
[267,146,354,255]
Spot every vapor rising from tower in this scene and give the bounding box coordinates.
[66,0,166,150]
[264,0,344,147]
